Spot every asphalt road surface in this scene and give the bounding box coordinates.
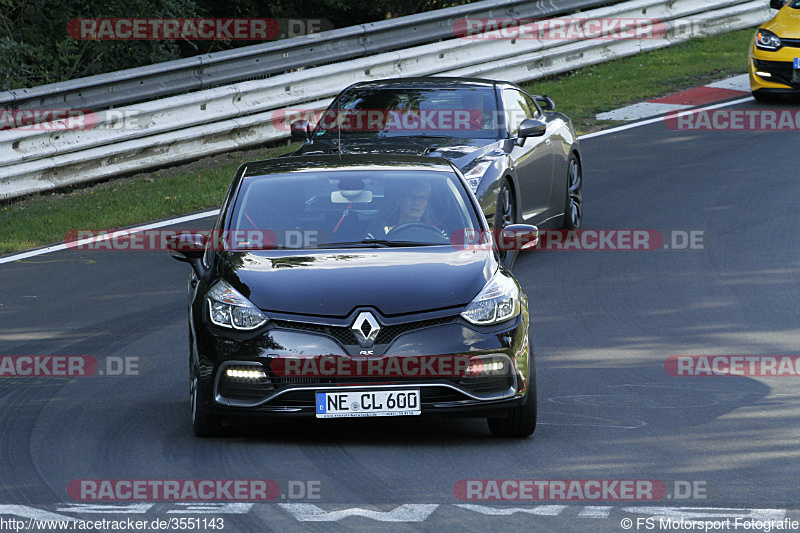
[1,98,798,532]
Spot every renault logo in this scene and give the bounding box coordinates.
[352,311,380,348]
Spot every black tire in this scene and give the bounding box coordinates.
[752,91,778,104]
[562,153,582,230]
[487,361,537,438]
[494,180,516,260]
[191,373,222,437]
[494,179,516,231]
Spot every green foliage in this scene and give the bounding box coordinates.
[0,0,473,90]
[1,0,198,90]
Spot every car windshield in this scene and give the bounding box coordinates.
[313,87,501,140]
[227,169,484,250]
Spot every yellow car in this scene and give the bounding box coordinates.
[749,0,800,102]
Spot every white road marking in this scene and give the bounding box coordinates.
[579,97,753,140]
[1,503,795,524]
[455,504,566,516]
[621,507,786,522]
[0,209,219,265]
[278,503,439,522]
[56,503,153,513]
[578,506,613,518]
[168,502,253,514]
[0,505,78,521]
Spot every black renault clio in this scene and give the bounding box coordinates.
[169,154,538,438]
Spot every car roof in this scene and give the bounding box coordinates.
[242,154,458,178]
[344,77,505,90]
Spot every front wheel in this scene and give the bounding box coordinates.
[494,179,516,231]
[487,362,537,438]
[752,90,780,104]
[191,374,222,437]
[487,385,537,438]
[562,154,582,229]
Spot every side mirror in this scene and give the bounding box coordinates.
[497,224,538,268]
[500,224,539,250]
[535,95,556,111]
[167,233,208,275]
[770,0,786,9]
[518,118,547,138]
[290,120,312,141]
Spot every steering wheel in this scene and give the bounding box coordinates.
[386,221,449,241]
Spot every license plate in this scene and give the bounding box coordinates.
[315,389,420,418]
[795,58,800,69]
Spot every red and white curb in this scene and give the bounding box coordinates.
[596,74,751,121]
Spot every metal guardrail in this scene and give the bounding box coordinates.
[0,0,618,112]
[0,0,772,200]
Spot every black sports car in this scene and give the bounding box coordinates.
[291,77,583,231]
[169,154,539,438]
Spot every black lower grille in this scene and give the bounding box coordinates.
[457,375,514,394]
[753,59,800,88]
[218,375,275,400]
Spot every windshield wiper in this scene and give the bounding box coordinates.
[312,239,438,249]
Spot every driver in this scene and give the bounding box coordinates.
[463,91,493,131]
[390,181,430,231]
[367,180,441,238]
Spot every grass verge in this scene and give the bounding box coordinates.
[0,27,756,256]
[523,28,754,131]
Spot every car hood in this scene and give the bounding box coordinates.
[763,7,800,39]
[218,246,497,317]
[296,136,501,169]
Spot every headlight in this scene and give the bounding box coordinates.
[207,280,269,330]
[463,161,493,193]
[461,271,521,325]
[756,29,782,51]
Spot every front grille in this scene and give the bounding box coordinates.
[753,59,800,88]
[780,38,800,48]
[374,317,456,344]
[272,320,358,345]
[271,316,458,347]
[457,375,514,395]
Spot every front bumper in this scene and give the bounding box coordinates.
[749,44,800,93]
[191,306,531,420]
